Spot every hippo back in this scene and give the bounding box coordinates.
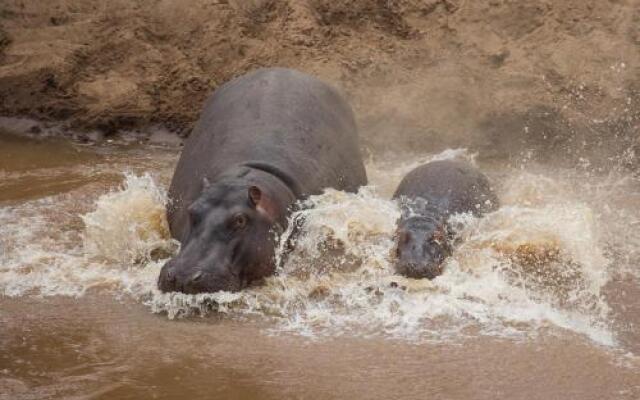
[393,160,498,216]
[168,68,368,240]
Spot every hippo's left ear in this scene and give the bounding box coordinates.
[249,186,278,222]
[202,177,211,189]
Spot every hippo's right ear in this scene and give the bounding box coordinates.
[248,186,262,206]
[249,186,278,222]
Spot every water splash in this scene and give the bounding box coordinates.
[0,173,174,297]
[0,161,623,346]
[81,172,177,264]
[148,173,614,345]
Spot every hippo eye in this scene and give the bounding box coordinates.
[188,205,203,224]
[229,213,248,231]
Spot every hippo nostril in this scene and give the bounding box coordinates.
[158,264,178,292]
[191,271,203,282]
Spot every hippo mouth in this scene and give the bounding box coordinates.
[395,260,445,280]
[157,261,244,294]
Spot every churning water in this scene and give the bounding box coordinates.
[1,131,639,399]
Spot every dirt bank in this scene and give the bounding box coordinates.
[0,0,638,164]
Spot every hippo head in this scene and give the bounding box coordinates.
[158,178,288,294]
[394,216,452,279]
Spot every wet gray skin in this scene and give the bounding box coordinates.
[158,169,293,294]
[394,213,453,279]
[158,68,368,293]
[392,160,498,279]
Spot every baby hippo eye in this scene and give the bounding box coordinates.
[230,213,248,230]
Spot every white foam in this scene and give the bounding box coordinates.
[146,175,615,346]
[0,164,626,347]
[0,174,174,298]
[81,172,177,264]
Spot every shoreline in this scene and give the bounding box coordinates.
[1,0,638,156]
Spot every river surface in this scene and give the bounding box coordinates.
[1,130,639,399]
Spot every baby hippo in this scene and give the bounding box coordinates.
[392,160,498,279]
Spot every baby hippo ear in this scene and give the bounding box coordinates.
[248,185,278,222]
[398,230,412,245]
[432,225,447,245]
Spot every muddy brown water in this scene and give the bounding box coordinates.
[1,131,639,399]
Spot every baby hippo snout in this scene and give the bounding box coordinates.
[395,229,448,280]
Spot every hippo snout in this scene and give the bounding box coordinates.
[395,259,443,280]
[395,230,447,280]
[158,259,242,294]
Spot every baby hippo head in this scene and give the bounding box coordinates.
[394,217,452,279]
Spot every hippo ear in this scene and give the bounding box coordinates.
[249,185,278,222]
[432,226,447,245]
[248,186,262,207]
[202,177,211,189]
[398,230,411,245]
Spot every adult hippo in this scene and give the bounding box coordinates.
[392,160,498,279]
[158,68,368,294]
